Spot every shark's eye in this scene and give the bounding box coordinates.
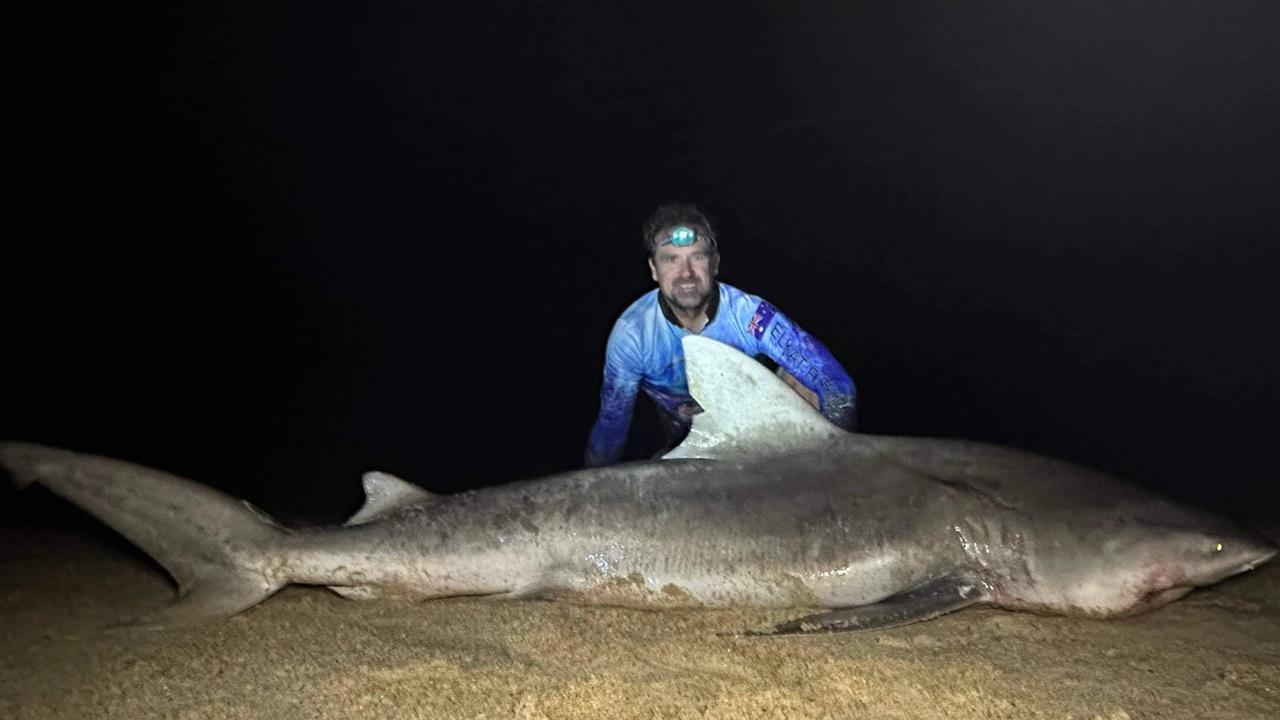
[1214,542,1223,553]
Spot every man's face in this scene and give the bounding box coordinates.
[648,228,719,312]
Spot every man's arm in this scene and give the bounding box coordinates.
[584,328,644,466]
[750,301,857,430]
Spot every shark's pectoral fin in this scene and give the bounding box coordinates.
[756,576,985,635]
[123,568,286,629]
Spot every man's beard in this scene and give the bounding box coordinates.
[663,282,713,313]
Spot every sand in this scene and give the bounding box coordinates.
[1,516,1277,720]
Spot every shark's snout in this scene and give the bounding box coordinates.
[1243,545,1278,573]
[1222,531,1278,578]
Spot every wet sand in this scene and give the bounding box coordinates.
[1,518,1277,719]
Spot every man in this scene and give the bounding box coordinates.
[585,202,856,466]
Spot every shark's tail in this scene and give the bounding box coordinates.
[0,441,289,627]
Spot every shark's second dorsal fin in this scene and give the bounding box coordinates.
[663,335,845,460]
[345,471,437,526]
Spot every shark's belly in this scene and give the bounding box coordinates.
[537,555,929,609]
[507,520,964,609]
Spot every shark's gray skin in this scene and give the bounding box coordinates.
[1,337,1274,633]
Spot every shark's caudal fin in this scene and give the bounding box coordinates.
[0,441,288,627]
[663,335,846,460]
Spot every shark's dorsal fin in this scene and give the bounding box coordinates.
[345,471,436,526]
[663,335,845,460]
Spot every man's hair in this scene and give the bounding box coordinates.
[641,202,719,257]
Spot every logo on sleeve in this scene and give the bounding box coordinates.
[746,301,776,339]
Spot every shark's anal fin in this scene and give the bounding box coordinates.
[345,471,436,526]
[328,585,384,600]
[756,575,984,635]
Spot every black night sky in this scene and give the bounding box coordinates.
[6,1,1279,524]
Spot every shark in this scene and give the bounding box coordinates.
[1,336,1274,633]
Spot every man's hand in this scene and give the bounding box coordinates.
[675,401,704,419]
[777,368,820,410]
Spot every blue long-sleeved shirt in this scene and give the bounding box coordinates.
[585,282,856,466]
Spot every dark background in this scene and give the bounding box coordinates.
[6,1,1279,525]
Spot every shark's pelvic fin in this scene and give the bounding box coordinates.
[664,335,845,460]
[345,470,437,526]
